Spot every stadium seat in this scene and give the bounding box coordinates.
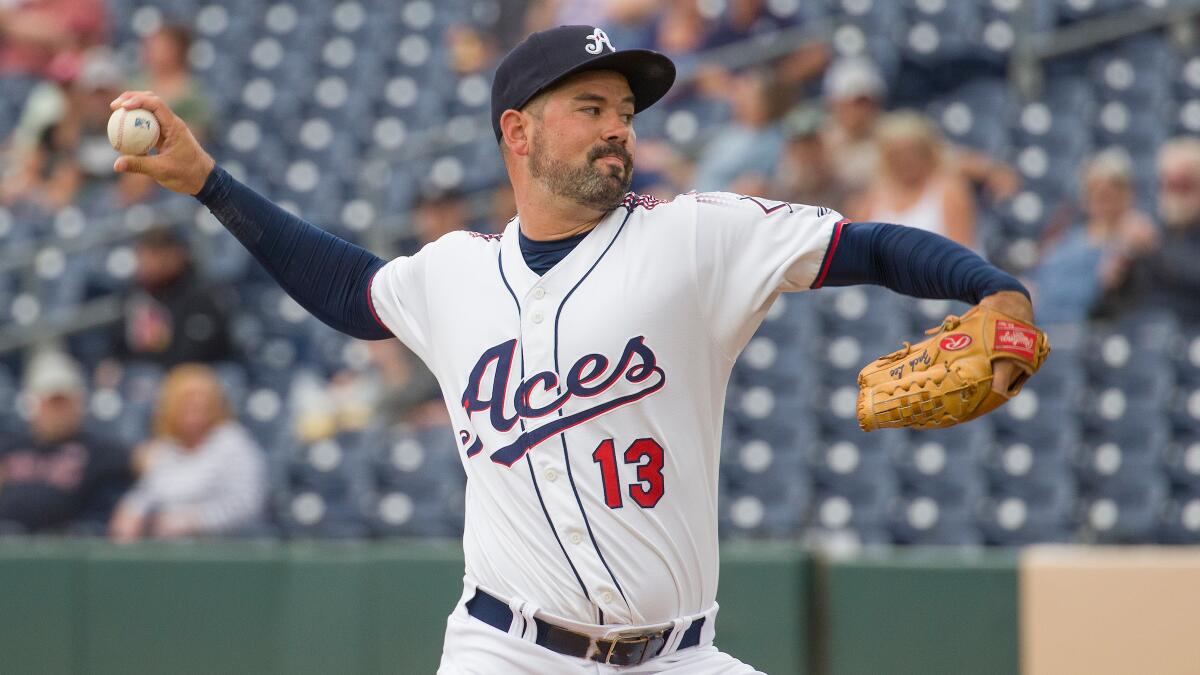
[719,485,808,539]
[275,490,371,539]
[977,491,1076,545]
[888,493,983,546]
[808,432,900,492]
[721,437,811,505]
[895,429,989,498]
[1076,414,1169,488]
[1163,433,1200,489]
[983,430,1076,495]
[275,436,361,499]
[1159,493,1200,545]
[809,475,899,534]
[1080,477,1169,544]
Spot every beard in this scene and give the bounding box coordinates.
[529,134,633,212]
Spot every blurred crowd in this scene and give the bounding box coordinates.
[1,0,1199,540]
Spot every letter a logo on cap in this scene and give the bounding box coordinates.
[585,28,614,54]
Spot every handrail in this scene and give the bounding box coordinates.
[1010,0,1200,98]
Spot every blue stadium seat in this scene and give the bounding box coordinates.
[990,392,1079,447]
[1011,82,1094,155]
[1023,347,1086,406]
[727,380,823,435]
[809,475,899,534]
[280,436,366,500]
[1076,414,1170,487]
[719,485,808,539]
[888,493,982,546]
[753,293,822,349]
[808,433,899,491]
[275,489,370,539]
[928,78,1012,155]
[983,430,1075,495]
[1174,329,1200,384]
[1159,493,1200,544]
[721,437,810,506]
[1163,434,1200,489]
[977,491,1076,545]
[1080,477,1169,544]
[895,430,988,498]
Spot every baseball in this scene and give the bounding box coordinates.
[107,107,160,156]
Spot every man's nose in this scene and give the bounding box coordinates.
[603,116,630,145]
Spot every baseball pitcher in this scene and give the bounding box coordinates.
[111,25,1046,674]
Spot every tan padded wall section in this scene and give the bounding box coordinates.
[1021,546,1200,675]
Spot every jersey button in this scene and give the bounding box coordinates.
[533,287,545,299]
[568,531,583,545]
[544,468,558,482]
[601,591,615,604]
[531,311,543,324]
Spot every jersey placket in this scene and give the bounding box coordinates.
[503,217,630,622]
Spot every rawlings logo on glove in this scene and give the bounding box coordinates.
[856,306,1050,431]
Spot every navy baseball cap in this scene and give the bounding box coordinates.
[491,25,676,141]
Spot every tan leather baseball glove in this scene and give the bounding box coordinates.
[856,306,1050,431]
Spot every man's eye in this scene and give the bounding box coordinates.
[582,107,600,115]
[621,114,634,124]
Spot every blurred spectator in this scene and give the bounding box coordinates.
[0,350,131,533]
[130,25,212,138]
[116,24,214,206]
[693,68,786,194]
[821,57,886,199]
[700,0,829,90]
[1098,138,1200,322]
[96,226,234,387]
[819,57,1019,207]
[1031,149,1156,324]
[446,23,499,77]
[654,0,709,57]
[0,47,124,212]
[0,0,107,78]
[852,110,977,247]
[393,188,471,256]
[772,104,847,211]
[525,0,659,49]
[491,182,517,230]
[109,364,265,541]
[301,189,460,435]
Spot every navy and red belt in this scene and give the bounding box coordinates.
[465,589,705,667]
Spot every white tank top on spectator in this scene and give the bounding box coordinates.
[868,179,948,236]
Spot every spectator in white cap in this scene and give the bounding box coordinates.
[0,350,132,533]
[821,56,887,198]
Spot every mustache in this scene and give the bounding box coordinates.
[588,143,632,170]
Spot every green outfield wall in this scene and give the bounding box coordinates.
[6,540,1197,675]
[0,540,813,674]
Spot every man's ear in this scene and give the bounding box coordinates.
[500,109,532,157]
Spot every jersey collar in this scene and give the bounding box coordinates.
[499,206,627,301]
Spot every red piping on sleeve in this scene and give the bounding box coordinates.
[811,219,850,289]
[366,269,393,336]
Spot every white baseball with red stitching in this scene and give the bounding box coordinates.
[107,108,160,156]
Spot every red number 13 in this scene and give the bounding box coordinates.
[591,438,665,509]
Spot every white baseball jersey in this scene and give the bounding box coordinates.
[370,191,845,628]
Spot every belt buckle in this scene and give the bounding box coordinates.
[602,630,658,666]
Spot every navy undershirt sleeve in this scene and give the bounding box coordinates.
[518,229,589,275]
[194,165,393,340]
[814,221,1029,304]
